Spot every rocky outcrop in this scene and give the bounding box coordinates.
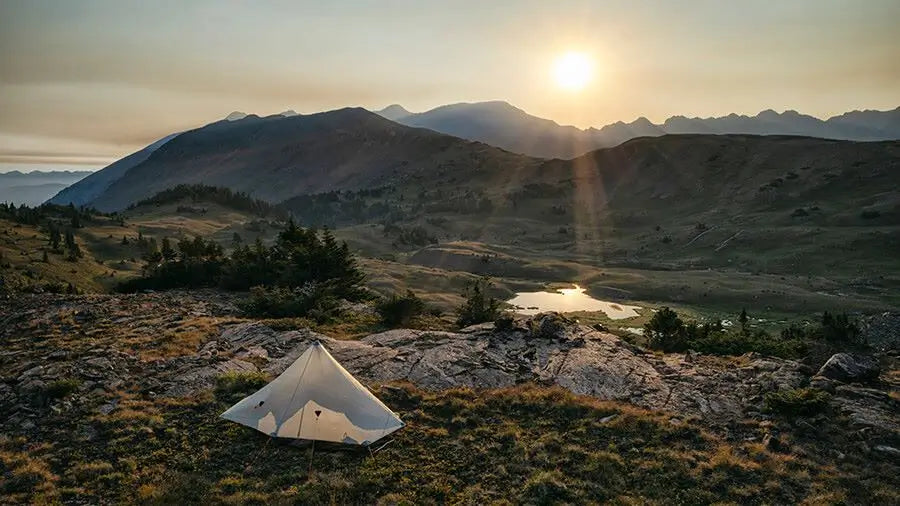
[816,353,880,383]
[2,294,897,442]
[860,312,900,352]
[170,317,809,422]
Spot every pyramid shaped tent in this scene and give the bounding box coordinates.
[221,341,404,445]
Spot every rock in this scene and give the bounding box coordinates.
[831,384,899,433]
[237,346,269,362]
[873,445,900,457]
[98,400,118,415]
[816,353,880,383]
[532,313,576,339]
[809,375,837,392]
[161,318,808,422]
[48,350,68,360]
[860,312,900,352]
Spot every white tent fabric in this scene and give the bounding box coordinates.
[221,341,404,445]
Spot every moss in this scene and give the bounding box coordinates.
[764,388,831,417]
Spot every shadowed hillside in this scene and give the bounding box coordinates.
[84,108,537,212]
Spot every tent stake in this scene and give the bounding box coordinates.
[307,440,316,477]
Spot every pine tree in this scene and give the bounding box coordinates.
[42,250,49,263]
[49,226,61,250]
[64,229,76,249]
[739,308,749,333]
[161,237,176,261]
[121,235,129,245]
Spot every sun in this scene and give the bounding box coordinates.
[553,52,593,91]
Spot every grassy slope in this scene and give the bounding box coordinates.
[4,383,897,505]
[0,218,131,292]
[1,200,283,294]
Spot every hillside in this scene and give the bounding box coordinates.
[83,108,537,212]
[0,189,289,294]
[1,294,897,504]
[377,102,900,159]
[47,133,180,207]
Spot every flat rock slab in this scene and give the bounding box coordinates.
[178,321,810,422]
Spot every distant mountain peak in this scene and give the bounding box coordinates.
[376,104,412,121]
[630,117,655,127]
[225,111,248,122]
[279,109,298,117]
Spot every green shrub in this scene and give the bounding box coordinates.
[763,388,830,417]
[239,284,342,322]
[689,329,806,359]
[645,307,688,352]
[456,277,502,328]
[214,371,269,400]
[646,308,806,358]
[780,312,863,347]
[377,290,425,327]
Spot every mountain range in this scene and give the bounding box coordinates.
[47,103,899,227]
[0,170,93,206]
[376,102,900,159]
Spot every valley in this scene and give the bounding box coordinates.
[4,3,899,503]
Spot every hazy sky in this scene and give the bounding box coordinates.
[1,0,898,171]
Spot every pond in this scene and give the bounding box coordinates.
[506,285,641,319]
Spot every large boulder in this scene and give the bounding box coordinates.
[816,353,880,383]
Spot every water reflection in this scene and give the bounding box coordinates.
[507,285,641,319]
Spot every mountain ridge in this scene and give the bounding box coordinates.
[72,107,537,211]
[376,102,900,158]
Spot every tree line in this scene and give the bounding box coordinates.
[127,184,289,220]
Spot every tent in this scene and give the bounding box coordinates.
[221,340,404,445]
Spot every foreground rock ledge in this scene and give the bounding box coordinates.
[174,318,811,423]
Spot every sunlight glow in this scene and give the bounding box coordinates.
[553,52,594,91]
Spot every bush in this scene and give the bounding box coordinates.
[456,278,502,328]
[645,307,688,352]
[239,284,341,322]
[689,329,805,359]
[214,371,269,400]
[781,312,863,347]
[764,388,830,417]
[377,290,425,327]
[646,308,806,358]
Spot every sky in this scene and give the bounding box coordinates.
[1,0,898,172]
